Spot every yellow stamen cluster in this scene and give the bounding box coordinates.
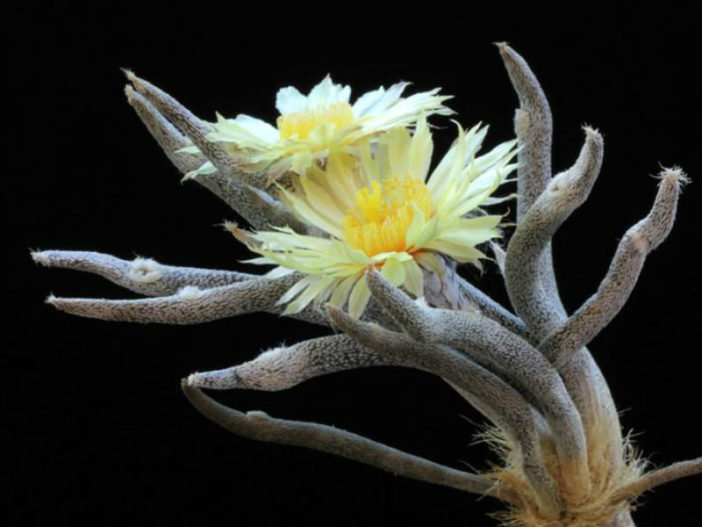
[277,102,354,139]
[343,175,432,257]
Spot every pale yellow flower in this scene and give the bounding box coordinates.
[184,76,452,181]
[237,116,517,318]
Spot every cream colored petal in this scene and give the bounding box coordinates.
[449,171,506,218]
[307,75,351,106]
[437,222,500,248]
[423,239,486,263]
[351,86,387,117]
[358,89,453,132]
[369,251,412,263]
[459,215,503,229]
[279,188,343,238]
[427,123,486,196]
[182,160,217,181]
[347,275,372,319]
[210,113,280,147]
[299,175,345,225]
[408,114,433,181]
[328,274,360,309]
[414,252,444,276]
[289,151,315,175]
[278,275,316,304]
[357,138,381,183]
[403,259,424,299]
[470,140,518,173]
[252,229,335,255]
[326,153,364,210]
[341,243,372,265]
[242,256,277,265]
[283,275,335,315]
[482,193,518,206]
[353,81,409,117]
[380,256,406,286]
[276,86,308,115]
[264,266,295,278]
[383,127,412,176]
[175,144,201,154]
[405,204,427,248]
[427,122,469,199]
[413,216,440,250]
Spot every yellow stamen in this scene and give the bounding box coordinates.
[343,175,432,257]
[277,102,354,139]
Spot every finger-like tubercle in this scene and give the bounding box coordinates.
[187,334,395,391]
[46,273,328,326]
[505,127,604,338]
[181,380,507,500]
[542,168,687,368]
[32,250,253,297]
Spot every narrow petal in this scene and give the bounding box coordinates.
[347,275,372,319]
[424,239,486,263]
[353,82,409,117]
[307,75,351,106]
[351,86,387,117]
[328,274,360,308]
[403,259,425,299]
[380,256,406,286]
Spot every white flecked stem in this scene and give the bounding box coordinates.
[124,79,286,229]
[31,250,253,296]
[542,169,684,368]
[124,72,256,184]
[187,327,561,514]
[497,47,622,464]
[455,274,532,340]
[181,381,510,502]
[124,85,206,173]
[187,334,395,391]
[326,306,561,515]
[188,325,560,515]
[504,127,603,335]
[123,70,295,224]
[497,43,552,219]
[32,249,393,327]
[34,44,695,524]
[497,48,627,480]
[46,273,328,326]
[365,271,589,500]
[500,121,624,474]
[126,85,304,231]
[498,43,563,312]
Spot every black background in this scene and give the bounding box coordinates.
[6,4,702,526]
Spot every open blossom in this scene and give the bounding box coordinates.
[183,76,453,181]
[234,116,517,318]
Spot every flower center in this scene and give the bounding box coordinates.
[277,102,354,139]
[342,175,432,257]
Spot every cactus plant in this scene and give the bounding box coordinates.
[32,44,700,526]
